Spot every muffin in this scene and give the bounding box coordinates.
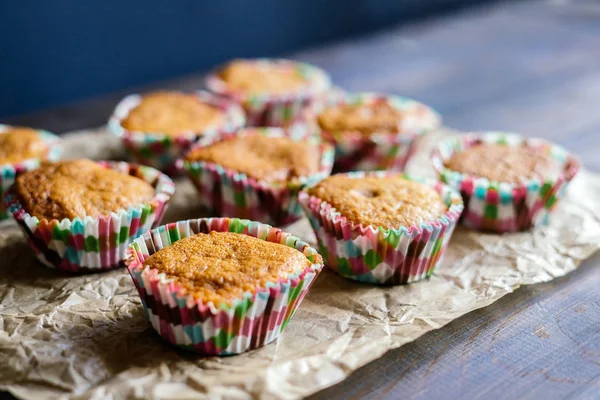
[299,172,463,285]
[310,92,440,172]
[109,90,245,174]
[432,132,580,232]
[4,159,175,271]
[205,59,331,127]
[121,91,225,135]
[126,217,324,355]
[181,126,334,226]
[0,125,61,220]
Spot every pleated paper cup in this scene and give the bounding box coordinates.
[4,161,175,272]
[310,92,441,172]
[0,125,61,220]
[205,58,332,127]
[108,91,246,175]
[299,171,463,285]
[431,132,581,232]
[181,126,334,226]
[125,217,324,355]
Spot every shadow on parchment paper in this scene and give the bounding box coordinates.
[0,222,223,374]
[0,228,66,283]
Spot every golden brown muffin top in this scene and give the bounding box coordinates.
[444,143,562,184]
[143,231,311,305]
[308,175,447,228]
[0,127,47,164]
[218,60,308,95]
[15,159,156,220]
[317,102,404,136]
[186,134,321,183]
[121,91,224,136]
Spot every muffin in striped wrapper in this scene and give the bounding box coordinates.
[0,125,61,220]
[299,172,463,285]
[125,217,324,355]
[432,132,580,232]
[4,160,175,272]
[109,90,246,175]
[306,92,441,172]
[205,58,332,127]
[181,126,334,226]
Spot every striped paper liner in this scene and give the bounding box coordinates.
[306,92,441,172]
[299,171,464,285]
[108,90,246,175]
[125,217,324,355]
[205,58,332,127]
[181,126,334,226]
[4,161,175,272]
[0,125,61,220]
[431,132,581,232]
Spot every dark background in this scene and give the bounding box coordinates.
[0,0,494,118]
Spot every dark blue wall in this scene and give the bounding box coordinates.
[0,0,482,117]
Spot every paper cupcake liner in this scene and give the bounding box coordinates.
[431,132,581,232]
[125,217,324,355]
[108,90,246,175]
[181,126,334,226]
[299,171,463,285]
[4,161,175,272]
[307,92,441,172]
[0,125,61,220]
[205,59,332,127]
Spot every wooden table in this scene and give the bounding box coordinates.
[5,1,600,398]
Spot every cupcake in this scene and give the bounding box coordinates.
[299,172,463,285]
[125,217,324,355]
[0,125,61,220]
[4,159,175,271]
[181,126,334,226]
[432,132,580,232]
[205,58,332,127]
[109,90,245,174]
[311,92,440,172]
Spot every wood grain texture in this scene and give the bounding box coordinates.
[3,0,600,399]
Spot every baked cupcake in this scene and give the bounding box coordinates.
[310,92,440,172]
[432,132,580,232]
[126,217,324,355]
[4,159,175,271]
[0,125,61,220]
[109,90,245,174]
[299,172,463,285]
[181,126,334,226]
[205,58,332,127]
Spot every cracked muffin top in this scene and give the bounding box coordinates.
[14,159,156,220]
[121,91,225,136]
[444,142,562,184]
[217,60,308,95]
[0,127,48,164]
[317,102,405,136]
[185,133,321,183]
[308,174,447,228]
[142,231,312,305]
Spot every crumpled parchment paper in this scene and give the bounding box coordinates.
[0,128,598,400]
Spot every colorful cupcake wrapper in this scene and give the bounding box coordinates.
[4,161,175,272]
[181,126,335,226]
[0,125,61,220]
[125,217,324,355]
[299,171,464,285]
[309,92,441,172]
[431,132,580,233]
[108,90,246,175]
[205,59,332,127]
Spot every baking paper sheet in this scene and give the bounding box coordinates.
[0,128,598,400]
